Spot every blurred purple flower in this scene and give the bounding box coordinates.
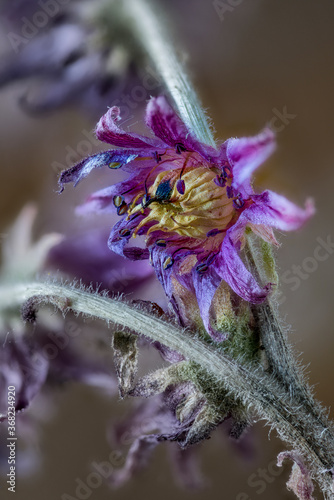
[59,96,314,340]
[0,0,147,117]
[46,228,153,294]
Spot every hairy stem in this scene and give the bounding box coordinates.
[124,0,216,148]
[2,280,334,496]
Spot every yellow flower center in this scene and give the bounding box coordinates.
[128,162,235,242]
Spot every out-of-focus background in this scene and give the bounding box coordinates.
[0,0,334,498]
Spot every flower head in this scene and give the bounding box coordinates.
[60,96,314,339]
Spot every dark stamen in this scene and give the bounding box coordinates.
[233,195,244,209]
[117,201,128,216]
[141,193,151,208]
[156,239,167,247]
[155,180,173,202]
[222,165,231,178]
[226,186,234,199]
[196,252,218,274]
[163,256,174,270]
[196,263,209,274]
[120,228,131,237]
[214,175,226,188]
[113,195,124,208]
[153,151,162,163]
[206,252,218,266]
[109,162,122,169]
[176,179,185,195]
[175,142,187,154]
[206,228,223,237]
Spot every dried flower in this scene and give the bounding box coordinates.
[60,96,314,339]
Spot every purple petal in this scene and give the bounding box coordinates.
[225,128,276,197]
[146,96,217,160]
[214,234,271,304]
[96,106,164,149]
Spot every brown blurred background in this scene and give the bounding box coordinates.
[1,0,334,498]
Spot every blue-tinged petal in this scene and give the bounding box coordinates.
[96,106,165,149]
[108,216,149,261]
[58,150,139,191]
[225,128,276,197]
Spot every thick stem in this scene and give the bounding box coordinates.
[124,0,216,148]
[2,281,334,497]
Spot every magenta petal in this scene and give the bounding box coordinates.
[226,128,276,197]
[249,190,315,231]
[96,106,164,149]
[146,96,217,160]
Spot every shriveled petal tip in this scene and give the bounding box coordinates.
[250,191,315,232]
[277,451,315,500]
[146,96,217,160]
[226,128,276,196]
[96,106,164,149]
[192,268,228,342]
